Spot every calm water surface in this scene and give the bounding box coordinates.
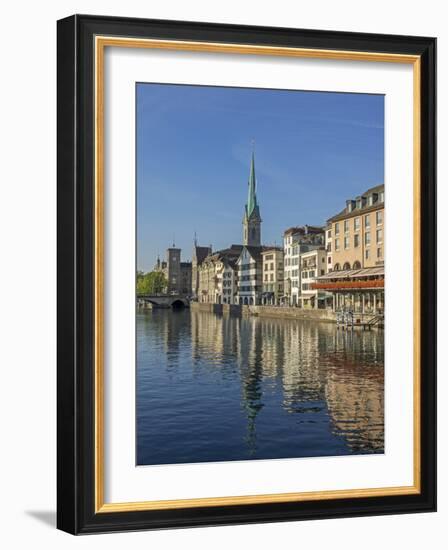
[137,309,384,466]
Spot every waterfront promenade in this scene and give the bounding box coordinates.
[190,301,383,328]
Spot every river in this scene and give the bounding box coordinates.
[137,308,384,466]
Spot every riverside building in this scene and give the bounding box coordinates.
[261,247,284,305]
[313,184,385,315]
[283,225,324,306]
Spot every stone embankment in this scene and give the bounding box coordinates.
[191,302,335,322]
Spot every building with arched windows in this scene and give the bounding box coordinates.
[313,184,385,315]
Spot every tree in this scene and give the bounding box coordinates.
[136,271,167,295]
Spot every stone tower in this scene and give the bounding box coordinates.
[242,152,262,246]
[166,247,181,294]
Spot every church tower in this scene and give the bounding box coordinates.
[242,152,262,246]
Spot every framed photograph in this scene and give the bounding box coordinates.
[57,14,436,534]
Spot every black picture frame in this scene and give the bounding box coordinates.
[57,14,436,534]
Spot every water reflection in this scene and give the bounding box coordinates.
[137,309,384,465]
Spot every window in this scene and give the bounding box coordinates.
[377,247,382,258]
[322,257,325,263]
[354,217,360,231]
[270,273,274,282]
[309,270,315,278]
[380,191,384,202]
[328,256,332,264]
[303,272,308,279]
[365,249,370,260]
[327,243,331,252]
[376,228,383,243]
[376,210,383,225]
[365,232,371,245]
[365,214,370,228]
[270,262,274,271]
[335,222,340,235]
[344,220,349,233]
[334,263,340,271]
[321,269,325,276]
[327,229,332,238]
[344,236,350,249]
[335,238,340,251]
[354,234,360,248]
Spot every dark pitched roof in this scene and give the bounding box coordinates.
[193,245,212,263]
[327,183,385,223]
[261,246,283,254]
[203,245,243,264]
[283,225,324,236]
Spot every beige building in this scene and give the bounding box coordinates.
[313,184,385,316]
[261,247,284,305]
[191,242,212,299]
[197,245,242,304]
[327,184,384,271]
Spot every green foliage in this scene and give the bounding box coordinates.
[136,271,167,295]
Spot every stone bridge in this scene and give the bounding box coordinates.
[137,294,190,309]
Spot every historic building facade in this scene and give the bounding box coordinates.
[283,225,324,306]
[236,246,265,305]
[191,240,212,299]
[328,184,384,271]
[154,246,192,295]
[261,247,284,305]
[197,245,242,304]
[300,247,329,308]
[313,184,385,315]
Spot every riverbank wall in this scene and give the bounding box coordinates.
[191,302,336,322]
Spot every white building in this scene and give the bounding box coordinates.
[236,246,264,305]
[221,260,238,304]
[300,247,330,308]
[283,225,325,306]
[261,247,284,305]
[325,224,333,273]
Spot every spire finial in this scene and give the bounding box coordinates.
[194,230,197,247]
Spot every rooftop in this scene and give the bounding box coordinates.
[328,184,385,223]
[283,224,324,236]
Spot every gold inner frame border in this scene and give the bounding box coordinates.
[94,35,421,513]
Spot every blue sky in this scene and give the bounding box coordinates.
[137,83,384,271]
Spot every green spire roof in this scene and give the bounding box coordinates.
[246,152,258,218]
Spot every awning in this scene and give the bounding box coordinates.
[316,266,384,281]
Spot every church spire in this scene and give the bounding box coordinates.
[243,150,262,247]
[246,152,258,218]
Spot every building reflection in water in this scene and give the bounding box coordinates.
[137,309,384,465]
